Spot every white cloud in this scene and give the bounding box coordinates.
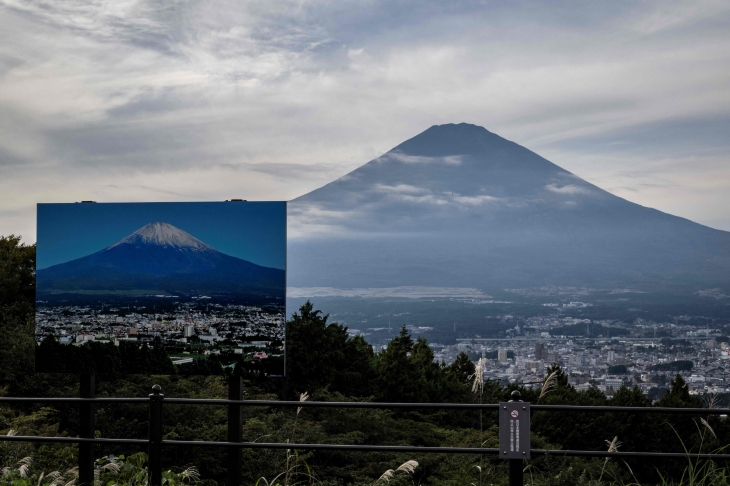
[374,185,499,206]
[373,183,429,194]
[452,194,500,205]
[381,153,464,165]
[545,184,591,195]
[1,0,730,239]
[347,48,365,60]
[286,202,360,238]
[627,0,730,34]
[397,194,450,205]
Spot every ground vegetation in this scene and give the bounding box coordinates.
[2,237,729,485]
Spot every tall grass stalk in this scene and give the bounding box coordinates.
[599,436,621,482]
[372,460,418,485]
[470,358,486,486]
[1,452,200,486]
[655,421,729,486]
[258,451,318,486]
[537,371,558,404]
[284,392,310,486]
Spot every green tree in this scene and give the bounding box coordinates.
[374,326,428,402]
[334,334,376,396]
[607,385,655,475]
[657,374,701,408]
[607,364,629,374]
[411,337,449,402]
[0,236,35,311]
[150,336,176,374]
[0,236,35,383]
[446,351,475,385]
[285,301,375,396]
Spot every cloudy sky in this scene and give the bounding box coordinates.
[1,0,729,242]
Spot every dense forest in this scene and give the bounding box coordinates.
[1,235,729,486]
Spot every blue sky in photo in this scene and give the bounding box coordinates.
[37,202,286,270]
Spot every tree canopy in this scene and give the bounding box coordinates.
[0,236,35,381]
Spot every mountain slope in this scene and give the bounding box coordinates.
[37,222,285,295]
[287,123,730,291]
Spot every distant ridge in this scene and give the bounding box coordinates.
[38,222,285,296]
[287,123,730,293]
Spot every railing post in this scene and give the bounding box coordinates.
[508,390,524,486]
[508,458,523,486]
[227,376,244,486]
[78,373,95,486]
[148,384,164,486]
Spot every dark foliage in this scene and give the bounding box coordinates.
[285,301,376,397]
[651,360,694,372]
[35,336,177,374]
[607,364,629,374]
[0,235,35,382]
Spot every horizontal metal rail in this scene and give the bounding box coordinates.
[0,397,148,404]
[531,405,730,415]
[0,435,148,445]
[165,398,502,409]
[160,441,730,459]
[162,398,730,415]
[4,389,730,486]
[532,449,730,460]
[3,396,728,415]
[3,435,730,460]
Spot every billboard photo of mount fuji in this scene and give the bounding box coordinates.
[35,201,286,374]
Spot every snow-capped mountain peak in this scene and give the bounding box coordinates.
[107,222,214,251]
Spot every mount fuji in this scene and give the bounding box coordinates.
[287,123,730,293]
[37,222,285,296]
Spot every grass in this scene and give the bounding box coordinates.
[654,422,730,486]
[0,453,202,486]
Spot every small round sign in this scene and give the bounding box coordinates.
[510,410,519,418]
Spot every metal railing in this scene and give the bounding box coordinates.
[2,377,730,486]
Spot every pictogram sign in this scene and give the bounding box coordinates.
[499,401,531,459]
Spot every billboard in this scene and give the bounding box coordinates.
[35,201,286,374]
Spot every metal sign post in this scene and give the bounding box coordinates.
[79,374,95,486]
[227,376,244,486]
[499,390,530,485]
